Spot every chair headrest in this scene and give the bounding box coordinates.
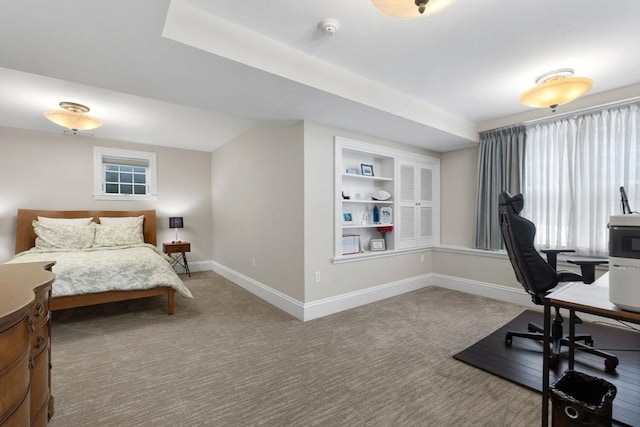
[499,191,524,214]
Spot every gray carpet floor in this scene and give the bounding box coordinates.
[47,271,540,426]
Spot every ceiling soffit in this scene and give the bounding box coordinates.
[162,0,478,144]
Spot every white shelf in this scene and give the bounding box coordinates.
[342,199,393,204]
[339,250,390,258]
[342,173,393,182]
[342,223,394,229]
[335,136,440,261]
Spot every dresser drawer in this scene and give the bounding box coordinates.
[29,347,50,423]
[0,262,55,426]
[30,322,50,359]
[0,316,30,371]
[31,288,50,327]
[0,388,30,427]
[0,349,30,422]
[30,398,49,427]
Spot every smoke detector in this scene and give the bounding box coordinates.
[318,18,340,35]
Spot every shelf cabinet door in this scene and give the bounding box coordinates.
[397,161,438,249]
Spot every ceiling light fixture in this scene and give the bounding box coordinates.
[371,0,455,19]
[520,68,593,112]
[44,101,103,131]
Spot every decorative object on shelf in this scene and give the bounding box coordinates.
[44,101,103,132]
[346,168,358,174]
[380,207,393,224]
[361,209,371,225]
[377,225,393,247]
[169,216,184,243]
[361,163,374,176]
[371,0,455,19]
[371,190,391,201]
[342,212,353,224]
[520,68,593,112]
[370,238,386,251]
[342,191,350,200]
[342,234,362,255]
[373,205,380,223]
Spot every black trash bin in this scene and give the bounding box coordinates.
[549,370,617,426]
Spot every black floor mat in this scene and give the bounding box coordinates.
[453,310,640,426]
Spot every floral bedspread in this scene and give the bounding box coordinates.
[7,244,193,298]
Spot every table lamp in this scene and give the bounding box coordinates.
[169,217,183,243]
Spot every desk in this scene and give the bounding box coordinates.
[542,273,640,426]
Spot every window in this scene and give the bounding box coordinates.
[94,147,158,200]
[522,103,639,256]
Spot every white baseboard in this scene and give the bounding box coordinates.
[303,274,433,321]
[210,261,432,321]
[205,261,543,320]
[212,262,305,320]
[189,260,215,273]
[431,273,535,308]
[193,262,615,324]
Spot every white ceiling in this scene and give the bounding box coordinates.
[0,0,639,152]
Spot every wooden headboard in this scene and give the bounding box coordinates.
[15,209,157,254]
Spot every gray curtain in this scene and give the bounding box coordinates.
[475,126,526,250]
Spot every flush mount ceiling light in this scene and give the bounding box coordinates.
[44,101,103,131]
[371,0,455,19]
[520,68,593,112]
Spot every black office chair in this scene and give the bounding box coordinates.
[498,191,619,371]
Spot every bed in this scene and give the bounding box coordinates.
[7,209,192,315]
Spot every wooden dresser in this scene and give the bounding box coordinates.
[0,262,55,427]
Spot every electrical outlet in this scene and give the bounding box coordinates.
[420,253,425,263]
[251,257,256,267]
[314,271,321,283]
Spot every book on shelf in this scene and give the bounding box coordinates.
[342,234,362,255]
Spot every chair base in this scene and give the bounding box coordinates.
[505,321,619,372]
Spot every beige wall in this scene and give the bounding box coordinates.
[210,120,442,304]
[303,121,438,302]
[0,122,609,311]
[440,147,478,247]
[211,122,305,300]
[0,126,212,263]
[437,145,521,289]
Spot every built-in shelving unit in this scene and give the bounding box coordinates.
[334,136,440,261]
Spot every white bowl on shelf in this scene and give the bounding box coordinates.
[371,191,391,201]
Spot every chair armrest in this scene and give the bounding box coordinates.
[541,249,576,270]
[567,258,608,284]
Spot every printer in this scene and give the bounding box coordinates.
[609,214,640,313]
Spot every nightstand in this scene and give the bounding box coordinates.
[163,242,191,277]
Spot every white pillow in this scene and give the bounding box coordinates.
[94,223,144,247]
[38,216,94,226]
[99,216,144,226]
[33,220,96,249]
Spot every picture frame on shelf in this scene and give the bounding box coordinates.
[370,238,386,251]
[380,207,392,224]
[346,168,358,174]
[343,212,353,224]
[361,163,374,176]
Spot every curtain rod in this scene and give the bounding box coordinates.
[484,97,640,133]
[523,97,640,126]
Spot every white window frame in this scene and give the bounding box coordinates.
[93,146,158,201]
